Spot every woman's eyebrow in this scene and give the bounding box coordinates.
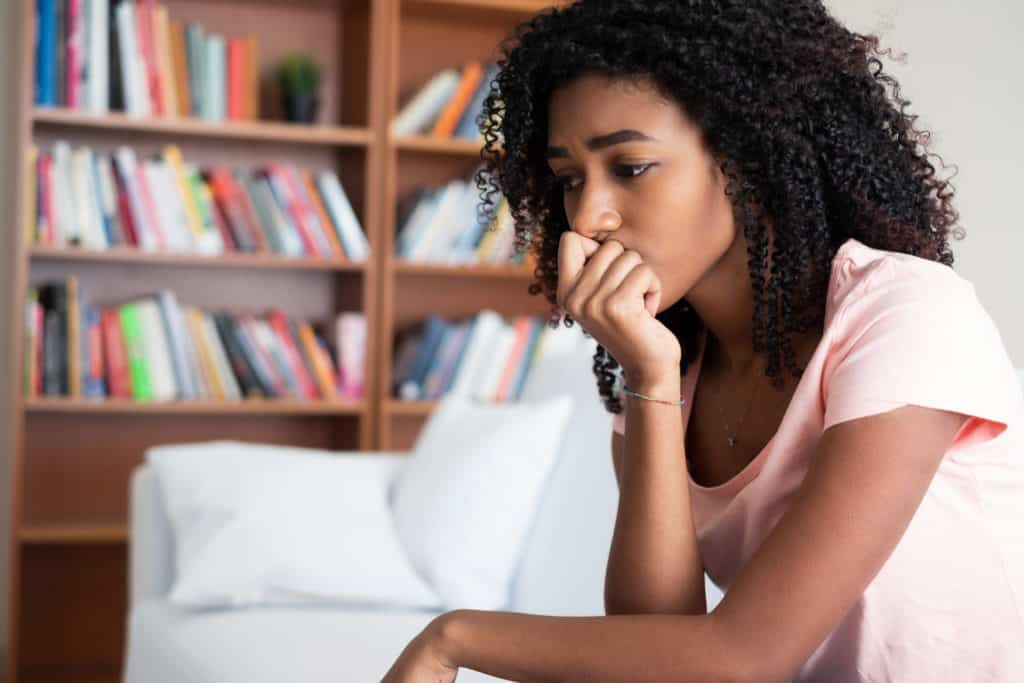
[546,129,658,158]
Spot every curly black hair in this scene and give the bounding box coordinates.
[476,0,963,416]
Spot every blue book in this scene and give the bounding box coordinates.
[398,316,448,400]
[36,0,57,106]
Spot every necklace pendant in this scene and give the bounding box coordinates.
[727,435,737,447]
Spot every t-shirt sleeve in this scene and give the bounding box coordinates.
[822,269,1020,443]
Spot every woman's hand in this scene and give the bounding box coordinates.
[556,231,681,384]
[380,617,459,683]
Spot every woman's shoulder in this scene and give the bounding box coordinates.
[825,237,977,327]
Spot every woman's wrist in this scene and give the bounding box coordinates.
[622,365,682,399]
[429,610,467,668]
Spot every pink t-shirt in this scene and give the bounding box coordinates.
[612,238,1024,681]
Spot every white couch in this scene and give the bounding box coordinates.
[122,339,725,683]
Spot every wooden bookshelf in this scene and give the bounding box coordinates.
[20,523,129,545]
[30,245,367,272]
[376,0,552,450]
[8,0,389,680]
[34,107,375,147]
[24,397,366,416]
[6,0,557,680]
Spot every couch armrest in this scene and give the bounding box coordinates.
[129,464,175,607]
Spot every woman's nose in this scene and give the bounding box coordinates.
[572,203,621,242]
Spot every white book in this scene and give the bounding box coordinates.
[52,141,80,246]
[70,146,106,249]
[408,180,465,261]
[135,298,180,401]
[201,313,242,400]
[115,2,148,117]
[143,161,181,253]
[447,310,505,398]
[205,34,226,122]
[428,182,481,263]
[473,322,517,401]
[316,171,369,261]
[154,290,197,399]
[252,319,299,397]
[113,146,157,251]
[156,161,196,253]
[86,0,108,113]
[396,190,439,258]
[335,312,366,399]
[391,69,461,136]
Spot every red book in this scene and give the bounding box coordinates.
[133,160,167,250]
[208,192,237,253]
[267,310,319,399]
[136,0,164,116]
[227,38,246,121]
[494,316,535,402]
[207,168,256,251]
[101,308,132,398]
[115,186,139,247]
[66,0,81,108]
[265,166,321,257]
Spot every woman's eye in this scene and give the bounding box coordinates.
[613,163,653,178]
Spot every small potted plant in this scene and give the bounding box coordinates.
[278,53,322,124]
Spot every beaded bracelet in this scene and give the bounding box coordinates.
[622,386,687,407]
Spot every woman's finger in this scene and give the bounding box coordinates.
[614,262,662,318]
[569,239,625,306]
[556,232,601,307]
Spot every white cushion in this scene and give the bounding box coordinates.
[145,441,442,610]
[391,393,575,610]
[511,337,618,614]
[124,599,508,683]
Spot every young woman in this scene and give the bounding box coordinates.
[383,1,1024,681]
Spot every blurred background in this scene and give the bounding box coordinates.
[0,0,1021,681]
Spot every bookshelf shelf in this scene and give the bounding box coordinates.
[20,523,128,545]
[33,107,375,148]
[384,399,436,416]
[405,0,555,18]
[393,260,533,279]
[29,246,368,273]
[25,398,366,416]
[393,134,483,155]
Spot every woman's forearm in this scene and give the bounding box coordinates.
[605,369,707,616]
[438,609,745,683]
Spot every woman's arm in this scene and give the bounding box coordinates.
[426,404,966,683]
[605,369,707,616]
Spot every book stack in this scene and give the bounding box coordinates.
[24,277,366,402]
[395,170,521,265]
[391,310,579,403]
[391,62,499,140]
[35,0,261,121]
[26,141,370,261]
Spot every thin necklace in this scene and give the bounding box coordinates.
[715,369,760,448]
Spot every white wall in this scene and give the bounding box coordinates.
[0,0,18,677]
[826,0,1024,366]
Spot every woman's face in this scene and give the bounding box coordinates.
[546,73,740,313]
